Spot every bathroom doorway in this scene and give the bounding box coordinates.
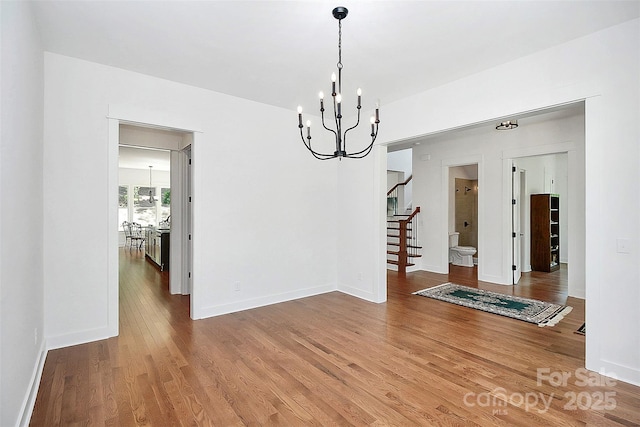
[449,164,479,269]
[454,177,478,250]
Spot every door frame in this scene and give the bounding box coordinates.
[108,106,202,336]
[503,144,578,292]
[442,155,484,277]
[511,162,522,284]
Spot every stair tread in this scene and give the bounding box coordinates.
[387,250,422,258]
[387,243,422,249]
[386,260,415,266]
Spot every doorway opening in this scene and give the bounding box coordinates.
[448,164,479,272]
[511,152,569,285]
[386,148,415,273]
[117,123,193,314]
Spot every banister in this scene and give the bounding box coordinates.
[395,206,420,276]
[399,206,420,222]
[387,175,412,196]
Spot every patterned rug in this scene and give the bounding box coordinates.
[413,283,572,327]
[576,323,586,335]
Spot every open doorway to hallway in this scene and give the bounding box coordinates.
[117,123,193,313]
[382,101,584,295]
[386,148,419,273]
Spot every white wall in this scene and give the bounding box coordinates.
[0,2,46,425]
[374,19,639,385]
[43,53,339,347]
[119,167,170,191]
[120,124,185,150]
[337,145,387,303]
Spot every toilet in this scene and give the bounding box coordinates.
[449,232,477,267]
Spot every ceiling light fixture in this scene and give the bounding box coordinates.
[297,6,380,160]
[147,166,156,204]
[496,120,518,130]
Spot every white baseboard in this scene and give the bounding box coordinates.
[46,325,115,351]
[18,341,48,427]
[195,284,336,319]
[386,264,420,273]
[587,359,640,388]
[338,283,384,303]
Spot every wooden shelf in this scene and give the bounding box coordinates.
[531,193,560,272]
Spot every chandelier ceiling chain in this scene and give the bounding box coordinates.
[337,18,342,71]
[297,6,380,160]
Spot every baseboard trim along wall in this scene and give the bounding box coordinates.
[196,284,337,320]
[18,341,47,427]
[46,325,114,351]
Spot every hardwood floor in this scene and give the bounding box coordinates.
[30,251,640,426]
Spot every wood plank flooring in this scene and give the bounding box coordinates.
[30,250,640,426]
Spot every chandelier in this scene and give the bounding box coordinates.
[147,165,156,204]
[297,6,380,160]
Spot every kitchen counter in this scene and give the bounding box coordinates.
[145,227,170,271]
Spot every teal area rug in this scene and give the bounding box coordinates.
[413,283,572,327]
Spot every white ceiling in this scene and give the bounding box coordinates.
[32,1,640,115]
[119,146,171,171]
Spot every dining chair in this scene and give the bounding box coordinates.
[130,222,146,250]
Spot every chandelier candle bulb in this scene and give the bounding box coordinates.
[306,120,311,138]
[370,116,375,135]
[357,88,362,108]
[331,73,337,95]
[297,106,303,127]
[319,91,324,110]
[336,93,342,117]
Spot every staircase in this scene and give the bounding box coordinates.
[386,175,421,274]
[387,207,421,274]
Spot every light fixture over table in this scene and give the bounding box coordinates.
[147,165,156,204]
[297,6,380,160]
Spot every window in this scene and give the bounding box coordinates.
[118,186,128,230]
[133,185,157,226]
[118,184,170,230]
[160,188,171,223]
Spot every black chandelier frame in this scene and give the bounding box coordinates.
[297,6,380,160]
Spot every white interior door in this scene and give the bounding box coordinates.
[512,162,522,284]
[184,146,193,295]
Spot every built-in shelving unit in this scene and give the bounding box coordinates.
[531,193,560,272]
